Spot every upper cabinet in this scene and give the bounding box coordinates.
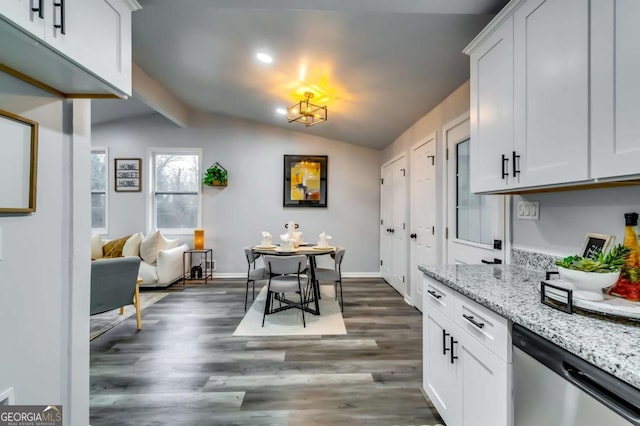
[0,0,140,97]
[591,0,640,179]
[466,0,638,193]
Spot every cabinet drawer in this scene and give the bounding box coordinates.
[423,275,457,318]
[455,295,510,362]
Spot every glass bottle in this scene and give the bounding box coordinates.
[622,212,640,268]
[609,212,640,301]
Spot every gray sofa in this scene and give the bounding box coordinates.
[91,256,143,329]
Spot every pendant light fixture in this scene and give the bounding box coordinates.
[287,92,328,127]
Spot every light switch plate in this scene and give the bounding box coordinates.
[517,201,540,221]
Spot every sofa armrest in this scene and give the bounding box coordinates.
[156,243,189,284]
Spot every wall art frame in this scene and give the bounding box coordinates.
[114,158,142,192]
[283,155,328,207]
[0,109,38,213]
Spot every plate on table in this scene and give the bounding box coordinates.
[275,247,298,253]
[311,246,336,251]
[254,244,277,249]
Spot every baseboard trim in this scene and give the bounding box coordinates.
[210,272,382,279]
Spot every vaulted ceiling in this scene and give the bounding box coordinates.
[92,0,507,149]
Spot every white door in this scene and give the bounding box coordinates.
[380,164,393,283]
[410,134,436,312]
[391,156,407,296]
[0,0,45,37]
[445,115,506,265]
[591,0,640,179]
[513,0,589,188]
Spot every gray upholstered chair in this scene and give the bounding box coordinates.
[314,247,346,312]
[244,248,269,311]
[91,256,143,329]
[262,255,309,327]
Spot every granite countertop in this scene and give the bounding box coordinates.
[419,264,640,389]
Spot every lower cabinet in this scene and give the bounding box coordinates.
[423,279,512,426]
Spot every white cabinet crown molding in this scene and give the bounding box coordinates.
[118,0,142,12]
[463,0,525,55]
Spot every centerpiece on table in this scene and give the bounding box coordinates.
[555,244,631,301]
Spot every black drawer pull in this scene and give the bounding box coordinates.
[450,337,458,364]
[442,329,450,355]
[427,290,442,300]
[31,0,43,19]
[463,314,485,329]
[53,0,65,34]
[501,154,509,179]
[512,151,521,177]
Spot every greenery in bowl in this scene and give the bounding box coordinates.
[203,164,228,186]
[555,244,631,273]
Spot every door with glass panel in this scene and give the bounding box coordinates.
[445,115,505,264]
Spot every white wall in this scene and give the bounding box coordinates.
[92,112,382,274]
[513,186,640,257]
[0,72,89,425]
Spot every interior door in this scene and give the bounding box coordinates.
[410,135,436,312]
[391,156,408,297]
[445,115,506,265]
[380,163,393,283]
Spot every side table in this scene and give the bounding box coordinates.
[182,249,214,285]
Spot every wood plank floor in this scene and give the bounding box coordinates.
[90,278,444,426]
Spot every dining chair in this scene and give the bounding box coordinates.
[314,247,346,312]
[244,247,268,311]
[262,255,309,328]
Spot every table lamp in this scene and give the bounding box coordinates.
[194,229,205,250]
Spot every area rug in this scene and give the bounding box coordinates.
[90,292,169,340]
[233,285,347,336]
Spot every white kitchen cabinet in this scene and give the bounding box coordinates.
[469,16,514,193]
[0,0,137,96]
[512,0,589,188]
[423,275,512,426]
[591,0,640,179]
[0,0,45,37]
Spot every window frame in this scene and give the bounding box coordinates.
[91,147,109,234]
[147,147,203,235]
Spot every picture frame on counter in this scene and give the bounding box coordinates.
[581,233,614,259]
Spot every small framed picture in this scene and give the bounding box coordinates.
[581,233,615,259]
[114,158,141,192]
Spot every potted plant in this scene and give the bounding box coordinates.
[555,244,630,299]
[203,163,228,187]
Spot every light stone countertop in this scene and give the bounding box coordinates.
[418,264,640,390]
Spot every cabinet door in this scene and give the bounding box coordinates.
[0,0,45,37]
[513,0,589,188]
[469,16,513,193]
[591,0,640,179]
[44,0,132,94]
[423,308,459,426]
[458,331,511,426]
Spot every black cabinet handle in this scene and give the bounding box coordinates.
[501,154,509,179]
[450,337,458,364]
[31,0,43,19]
[442,329,450,355]
[427,289,442,300]
[463,314,485,329]
[390,228,394,234]
[512,151,521,177]
[410,233,417,239]
[481,258,503,265]
[53,0,65,34]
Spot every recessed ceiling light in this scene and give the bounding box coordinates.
[276,108,287,115]
[256,52,273,64]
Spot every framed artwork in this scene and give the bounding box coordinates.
[283,155,328,207]
[581,233,615,259]
[0,109,38,213]
[114,158,142,192]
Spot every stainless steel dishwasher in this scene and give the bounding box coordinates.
[513,324,640,425]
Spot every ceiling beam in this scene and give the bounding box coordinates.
[132,63,192,127]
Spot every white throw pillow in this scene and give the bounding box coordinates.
[140,231,162,264]
[123,232,144,257]
[91,234,103,259]
[160,233,180,251]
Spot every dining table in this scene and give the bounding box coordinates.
[251,244,336,316]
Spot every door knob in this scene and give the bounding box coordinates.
[410,233,417,239]
[390,228,395,233]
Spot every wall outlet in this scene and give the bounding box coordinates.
[517,201,540,221]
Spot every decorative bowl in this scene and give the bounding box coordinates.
[557,266,620,295]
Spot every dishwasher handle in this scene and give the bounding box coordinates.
[513,324,640,425]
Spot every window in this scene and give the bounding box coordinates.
[91,148,108,233]
[149,148,202,233]
[456,139,492,245]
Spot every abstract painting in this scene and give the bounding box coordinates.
[283,155,327,207]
